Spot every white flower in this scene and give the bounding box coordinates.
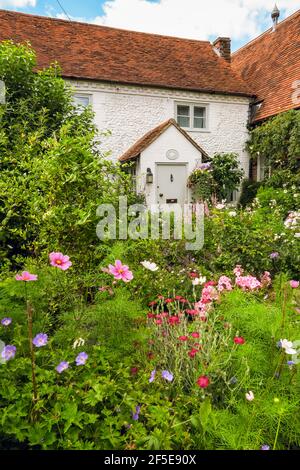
[245,391,255,401]
[141,261,159,272]
[228,211,237,217]
[192,276,207,286]
[216,204,225,210]
[280,339,297,355]
[73,338,85,349]
[295,233,300,238]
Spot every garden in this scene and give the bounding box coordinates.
[0,41,300,451]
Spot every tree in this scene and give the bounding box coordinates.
[0,41,135,271]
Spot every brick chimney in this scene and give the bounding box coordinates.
[213,37,231,63]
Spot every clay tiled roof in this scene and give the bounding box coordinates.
[0,9,253,97]
[119,119,209,162]
[232,9,300,122]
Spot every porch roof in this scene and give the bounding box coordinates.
[119,119,209,163]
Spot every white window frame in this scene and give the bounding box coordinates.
[73,93,93,110]
[175,102,209,132]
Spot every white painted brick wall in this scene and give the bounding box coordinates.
[69,80,251,177]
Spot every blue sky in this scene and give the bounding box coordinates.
[0,0,299,51]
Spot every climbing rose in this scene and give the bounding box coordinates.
[15,271,38,282]
[1,345,16,362]
[290,280,299,289]
[33,333,48,347]
[108,260,133,282]
[197,376,210,388]
[49,252,72,271]
[234,336,245,345]
[56,361,69,374]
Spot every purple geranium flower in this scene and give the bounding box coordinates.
[132,405,141,421]
[261,445,270,450]
[161,370,173,382]
[1,318,12,327]
[287,360,295,366]
[56,361,69,374]
[75,352,88,366]
[1,345,16,362]
[270,252,279,259]
[32,333,48,348]
[149,369,156,383]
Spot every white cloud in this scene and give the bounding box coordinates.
[91,0,300,41]
[0,0,36,7]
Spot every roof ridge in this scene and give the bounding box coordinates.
[0,8,211,45]
[232,8,300,56]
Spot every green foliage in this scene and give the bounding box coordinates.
[188,154,244,203]
[247,110,300,174]
[210,153,244,201]
[0,41,136,271]
[239,179,262,208]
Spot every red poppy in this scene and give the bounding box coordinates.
[147,313,156,319]
[168,316,180,325]
[180,299,188,303]
[197,375,210,388]
[186,309,198,316]
[234,336,245,345]
[157,295,164,300]
[165,298,173,303]
[130,367,138,375]
[204,281,217,287]
[178,335,188,341]
[175,296,182,300]
[155,319,162,325]
[149,301,157,307]
[191,332,200,338]
[188,348,199,358]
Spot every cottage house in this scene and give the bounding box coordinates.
[0,9,255,206]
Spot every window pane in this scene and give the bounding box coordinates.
[194,117,205,128]
[194,107,205,118]
[178,116,190,128]
[177,105,190,117]
[73,94,91,108]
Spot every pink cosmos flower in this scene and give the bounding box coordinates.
[15,271,38,282]
[49,252,72,271]
[290,280,299,289]
[108,260,133,282]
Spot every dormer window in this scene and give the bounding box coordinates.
[176,103,208,130]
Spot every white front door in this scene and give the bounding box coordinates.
[156,164,187,206]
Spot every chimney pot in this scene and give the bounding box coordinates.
[213,37,231,63]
